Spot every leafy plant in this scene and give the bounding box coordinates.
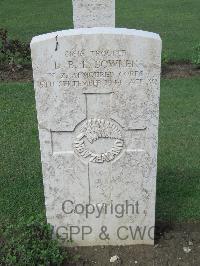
[192,44,200,68]
[162,50,170,65]
[0,28,31,68]
[0,216,69,266]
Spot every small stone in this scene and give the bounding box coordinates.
[183,247,192,253]
[188,240,193,246]
[110,255,120,263]
[135,261,138,264]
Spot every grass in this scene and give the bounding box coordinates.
[0,83,45,224]
[0,0,200,61]
[0,78,200,224]
[157,78,200,221]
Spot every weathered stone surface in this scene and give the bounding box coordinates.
[72,0,115,28]
[31,28,161,246]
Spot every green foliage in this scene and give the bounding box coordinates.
[0,216,67,266]
[192,44,200,67]
[0,28,30,67]
[162,50,170,64]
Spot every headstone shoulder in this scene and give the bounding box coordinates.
[31,28,161,46]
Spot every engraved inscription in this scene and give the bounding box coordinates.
[73,119,124,163]
[35,48,160,92]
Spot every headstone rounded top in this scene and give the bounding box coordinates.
[31,28,161,45]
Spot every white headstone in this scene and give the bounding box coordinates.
[72,0,115,28]
[31,3,161,247]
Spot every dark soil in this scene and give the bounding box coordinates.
[65,222,200,266]
[0,63,200,82]
[0,64,33,82]
[162,63,200,79]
